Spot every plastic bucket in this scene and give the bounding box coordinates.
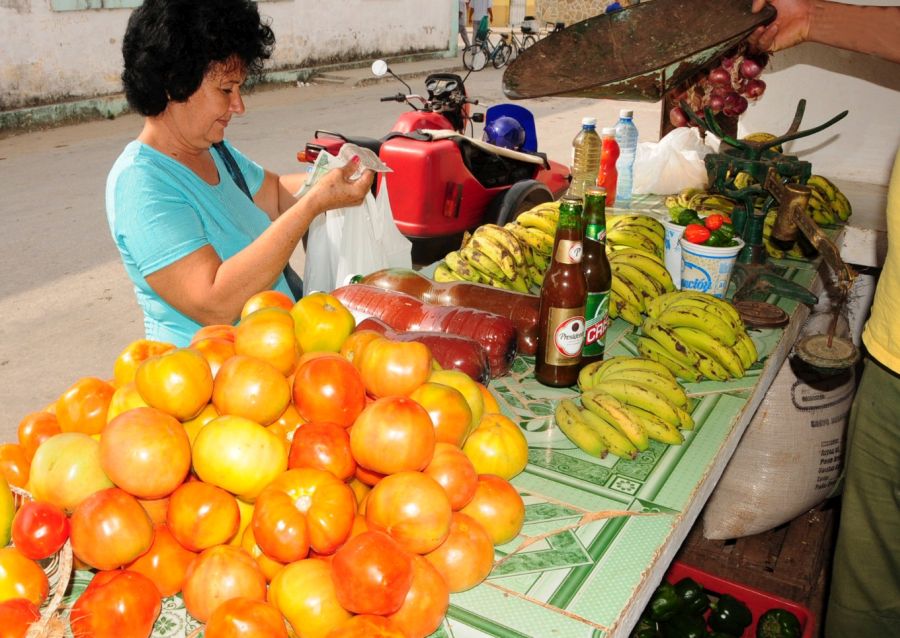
[680,237,744,298]
[662,220,687,289]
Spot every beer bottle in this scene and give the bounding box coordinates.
[581,187,612,366]
[535,195,587,387]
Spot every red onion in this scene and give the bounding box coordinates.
[720,55,736,70]
[723,93,748,117]
[669,106,689,128]
[739,57,763,79]
[709,85,729,98]
[744,78,767,99]
[708,67,731,86]
[708,95,725,113]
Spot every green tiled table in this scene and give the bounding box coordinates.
[52,197,835,637]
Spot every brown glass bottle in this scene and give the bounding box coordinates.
[535,196,587,387]
[581,187,613,366]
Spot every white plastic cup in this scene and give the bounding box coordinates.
[680,237,745,298]
[662,220,687,290]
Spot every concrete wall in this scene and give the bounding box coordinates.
[0,0,455,111]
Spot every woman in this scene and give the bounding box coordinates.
[106,0,373,346]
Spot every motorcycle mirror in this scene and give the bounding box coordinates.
[471,113,485,123]
[371,60,389,77]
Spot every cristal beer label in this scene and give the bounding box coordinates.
[583,289,610,358]
[554,239,583,265]
[542,306,586,366]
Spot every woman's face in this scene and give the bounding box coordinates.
[167,61,247,149]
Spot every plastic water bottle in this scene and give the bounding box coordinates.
[569,117,601,199]
[614,109,639,207]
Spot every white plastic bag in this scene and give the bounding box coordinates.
[303,179,412,293]
[632,127,715,195]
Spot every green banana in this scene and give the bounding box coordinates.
[807,175,837,201]
[626,405,684,445]
[579,408,639,460]
[671,327,745,378]
[581,391,649,452]
[588,380,681,428]
[832,191,852,221]
[657,306,738,346]
[445,250,486,283]
[636,337,703,383]
[434,262,462,282]
[527,264,544,287]
[733,332,759,369]
[554,399,609,458]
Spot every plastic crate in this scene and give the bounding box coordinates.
[665,561,815,638]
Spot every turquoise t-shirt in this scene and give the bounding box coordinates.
[106,139,293,346]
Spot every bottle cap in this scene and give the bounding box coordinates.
[581,116,597,127]
[601,127,617,136]
[619,109,633,118]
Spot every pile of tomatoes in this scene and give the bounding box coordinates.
[0,291,530,638]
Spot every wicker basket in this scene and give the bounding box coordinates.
[10,486,73,638]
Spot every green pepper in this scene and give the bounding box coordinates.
[672,208,702,226]
[674,578,709,615]
[756,608,802,638]
[709,594,753,635]
[660,613,709,638]
[649,582,684,621]
[630,616,660,638]
[705,228,733,247]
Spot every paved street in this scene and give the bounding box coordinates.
[0,59,658,441]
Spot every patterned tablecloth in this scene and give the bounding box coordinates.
[55,198,829,638]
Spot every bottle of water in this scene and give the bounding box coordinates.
[569,117,601,199]
[614,109,639,207]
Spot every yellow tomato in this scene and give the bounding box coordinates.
[462,413,528,480]
[106,382,149,422]
[113,339,176,387]
[290,292,355,353]
[0,476,13,547]
[428,370,485,440]
[135,348,214,421]
[269,558,352,638]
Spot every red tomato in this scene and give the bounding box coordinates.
[252,468,355,563]
[235,307,301,377]
[424,511,495,593]
[167,481,240,552]
[365,471,452,555]
[424,443,478,511]
[409,381,474,447]
[240,526,285,582]
[0,598,40,638]
[0,548,48,607]
[292,355,366,427]
[135,348,214,421]
[357,337,433,398]
[113,339,176,387]
[350,397,436,475]
[354,464,386,487]
[330,531,414,615]
[683,223,711,245]
[205,597,289,638]
[69,488,154,570]
[126,524,198,597]
[269,558,351,637]
[55,377,116,435]
[69,570,161,638]
[10,500,69,560]
[189,337,236,379]
[212,355,291,426]
[16,412,60,462]
[460,475,525,546]
[241,290,295,319]
[326,615,406,638]
[0,445,29,490]
[100,407,191,500]
[288,422,356,480]
[387,554,450,638]
[182,545,267,623]
[704,213,725,231]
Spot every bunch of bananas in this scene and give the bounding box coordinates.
[605,217,675,326]
[806,174,852,225]
[433,202,560,292]
[664,188,738,216]
[635,291,758,382]
[762,210,805,260]
[554,355,694,459]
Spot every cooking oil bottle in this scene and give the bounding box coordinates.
[568,117,601,199]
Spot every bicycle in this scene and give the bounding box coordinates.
[462,30,512,71]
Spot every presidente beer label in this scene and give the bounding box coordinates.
[543,306,586,366]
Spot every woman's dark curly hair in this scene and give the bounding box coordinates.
[122,0,275,116]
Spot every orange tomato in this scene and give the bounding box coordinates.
[113,339,176,387]
[126,524,198,597]
[0,445,29,489]
[182,545,267,623]
[267,404,305,454]
[462,413,529,480]
[269,558,352,638]
[339,329,382,367]
[0,598,40,637]
[424,511,495,593]
[387,554,450,638]
[235,306,301,376]
[205,597,289,638]
[240,525,285,582]
[354,465,386,487]
[292,355,366,428]
[182,402,219,447]
[330,531,413,616]
[348,478,371,508]
[135,348,214,421]
[365,471,452,555]
[190,337,236,379]
[252,468,355,562]
[460,474,525,546]
[28,433,114,513]
[350,397,435,475]
[167,481,240,552]
[0,548,48,607]
[100,407,191,499]
[424,442,478,511]
[55,376,115,435]
[428,370,485,438]
[477,382,501,414]
[327,615,406,638]
[357,337,433,398]
[190,324,236,344]
[137,496,170,526]
[16,412,60,462]
[288,422,356,481]
[241,289,295,319]
[106,382,150,422]
[409,381,473,447]
[290,292,356,353]
[69,569,161,638]
[70,487,154,570]
[212,355,291,426]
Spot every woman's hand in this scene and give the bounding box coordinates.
[306,159,375,214]
[749,0,813,54]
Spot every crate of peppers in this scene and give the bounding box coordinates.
[631,562,813,638]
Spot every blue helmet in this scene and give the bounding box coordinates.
[483,116,526,150]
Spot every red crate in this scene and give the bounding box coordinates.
[665,561,815,638]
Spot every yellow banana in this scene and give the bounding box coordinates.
[610,251,675,292]
[671,327,745,378]
[471,235,517,280]
[695,351,731,381]
[652,291,743,330]
[596,368,688,408]
[807,175,837,201]
[611,273,645,311]
[527,264,544,287]
[626,405,684,445]
[607,246,666,267]
[660,296,744,335]
[673,404,695,431]
[657,306,738,346]
[590,355,674,384]
[613,261,667,301]
[445,250,486,283]
[606,227,661,256]
[434,262,463,282]
[460,243,506,280]
[636,336,703,383]
[641,317,703,369]
[516,211,557,236]
[733,332,758,370]
[832,191,852,221]
[479,225,527,268]
[554,399,609,458]
[532,249,549,271]
[581,391,650,452]
[610,293,643,326]
[588,380,681,428]
[579,408,639,460]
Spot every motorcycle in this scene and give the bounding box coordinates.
[297,60,570,262]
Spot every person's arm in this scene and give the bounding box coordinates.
[145,161,373,325]
[253,169,310,222]
[750,0,900,64]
